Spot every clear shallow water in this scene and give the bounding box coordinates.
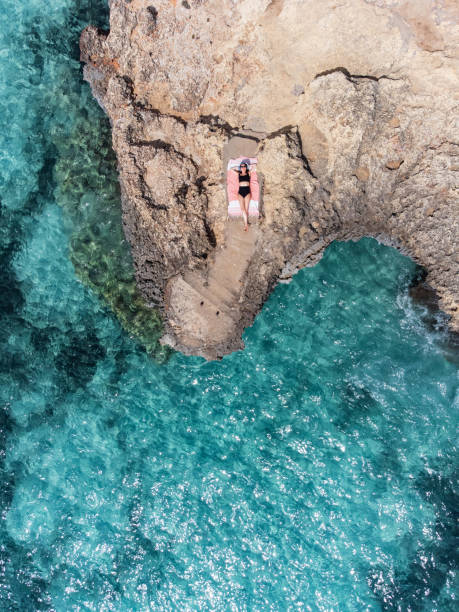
[0,0,457,610]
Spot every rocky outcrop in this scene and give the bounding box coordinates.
[80,0,458,359]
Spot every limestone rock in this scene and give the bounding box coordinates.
[385,159,404,170]
[355,167,370,182]
[80,0,459,359]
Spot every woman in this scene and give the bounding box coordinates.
[234,162,251,231]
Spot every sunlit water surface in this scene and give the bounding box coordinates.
[0,0,457,610]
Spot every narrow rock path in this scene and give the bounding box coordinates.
[164,219,259,358]
[162,135,262,359]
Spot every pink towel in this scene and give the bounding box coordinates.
[226,157,260,217]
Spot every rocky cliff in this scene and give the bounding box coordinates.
[80,0,458,359]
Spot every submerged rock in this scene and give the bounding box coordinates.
[51,87,168,362]
[80,0,458,359]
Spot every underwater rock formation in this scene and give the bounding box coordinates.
[80,0,458,359]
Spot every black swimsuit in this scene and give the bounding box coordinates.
[238,172,250,198]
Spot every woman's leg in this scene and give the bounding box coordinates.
[243,194,251,230]
[238,194,248,230]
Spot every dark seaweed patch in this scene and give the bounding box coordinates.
[368,464,459,610]
[0,2,114,609]
[0,256,24,317]
[36,147,58,203]
[0,406,15,513]
[335,381,378,430]
[0,535,52,611]
[30,326,61,357]
[0,206,28,380]
[55,329,106,391]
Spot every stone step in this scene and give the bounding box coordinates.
[219,248,249,262]
[203,279,239,309]
[167,276,236,348]
[212,249,252,276]
[206,274,241,303]
[207,258,247,284]
[226,233,256,248]
[224,232,257,249]
[182,274,238,319]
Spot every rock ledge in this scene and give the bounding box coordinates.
[80,0,458,359]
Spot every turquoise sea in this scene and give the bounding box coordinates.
[0,0,457,609]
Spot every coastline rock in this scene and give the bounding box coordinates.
[80,0,458,359]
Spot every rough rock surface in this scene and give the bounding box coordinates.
[80,0,458,359]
